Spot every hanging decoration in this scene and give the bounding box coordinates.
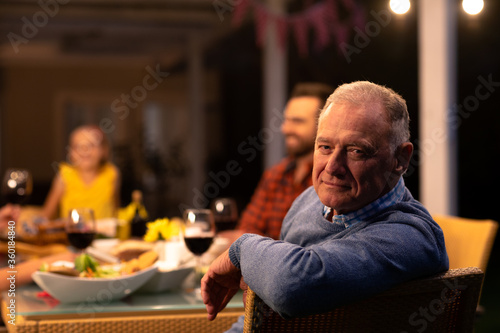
[232,0,365,57]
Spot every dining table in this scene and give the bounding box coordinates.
[1,284,244,333]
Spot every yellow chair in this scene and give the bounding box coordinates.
[433,214,498,318]
[432,215,498,273]
[243,267,484,332]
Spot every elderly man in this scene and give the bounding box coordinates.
[202,81,449,330]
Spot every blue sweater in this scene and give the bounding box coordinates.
[229,185,449,319]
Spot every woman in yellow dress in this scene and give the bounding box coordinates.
[42,125,121,220]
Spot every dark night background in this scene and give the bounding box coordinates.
[1,0,499,330]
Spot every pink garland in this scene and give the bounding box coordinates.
[232,0,365,57]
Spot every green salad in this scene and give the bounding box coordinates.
[74,253,121,278]
[40,253,121,278]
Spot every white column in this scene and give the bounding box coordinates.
[263,0,287,169]
[418,0,457,215]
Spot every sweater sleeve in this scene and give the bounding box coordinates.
[231,217,448,319]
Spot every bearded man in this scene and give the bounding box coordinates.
[234,82,334,240]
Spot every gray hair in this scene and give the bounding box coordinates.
[320,81,410,149]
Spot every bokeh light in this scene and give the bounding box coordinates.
[462,0,484,15]
[390,0,411,15]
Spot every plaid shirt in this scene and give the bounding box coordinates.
[323,177,406,229]
[238,157,313,240]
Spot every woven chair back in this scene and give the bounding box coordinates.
[243,267,484,333]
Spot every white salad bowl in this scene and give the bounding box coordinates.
[32,265,157,303]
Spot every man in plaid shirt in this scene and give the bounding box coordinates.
[236,82,333,240]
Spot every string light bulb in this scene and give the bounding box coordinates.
[390,0,411,14]
[462,0,484,15]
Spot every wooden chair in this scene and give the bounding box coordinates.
[432,215,498,273]
[243,267,484,333]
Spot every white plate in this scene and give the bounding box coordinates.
[137,261,194,293]
[88,238,121,263]
[95,218,118,238]
[91,238,120,253]
[32,266,157,303]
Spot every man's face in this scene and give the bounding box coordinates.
[313,102,399,215]
[281,96,321,158]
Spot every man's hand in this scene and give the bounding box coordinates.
[201,249,245,321]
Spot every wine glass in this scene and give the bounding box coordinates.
[1,168,33,205]
[65,208,96,253]
[211,198,239,233]
[182,208,215,296]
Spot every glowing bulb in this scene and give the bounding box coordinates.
[463,0,484,15]
[390,0,411,14]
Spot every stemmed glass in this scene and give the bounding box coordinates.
[1,168,33,205]
[65,208,96,253]
[182,208,215,297]
[211,198,239,233]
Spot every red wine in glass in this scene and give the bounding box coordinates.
[66,208,96,252]
[184,236,214,256]
[211,198,238,233]
[4,192,27,205]
[1,168,33,205]
[67,231,96,250]
[183,208,216,298]
[214,218,238,232]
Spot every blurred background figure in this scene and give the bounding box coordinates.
[0,203,75,291]
[0,204,21,229]
[222,82,333,242]
[42,124,121,220]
